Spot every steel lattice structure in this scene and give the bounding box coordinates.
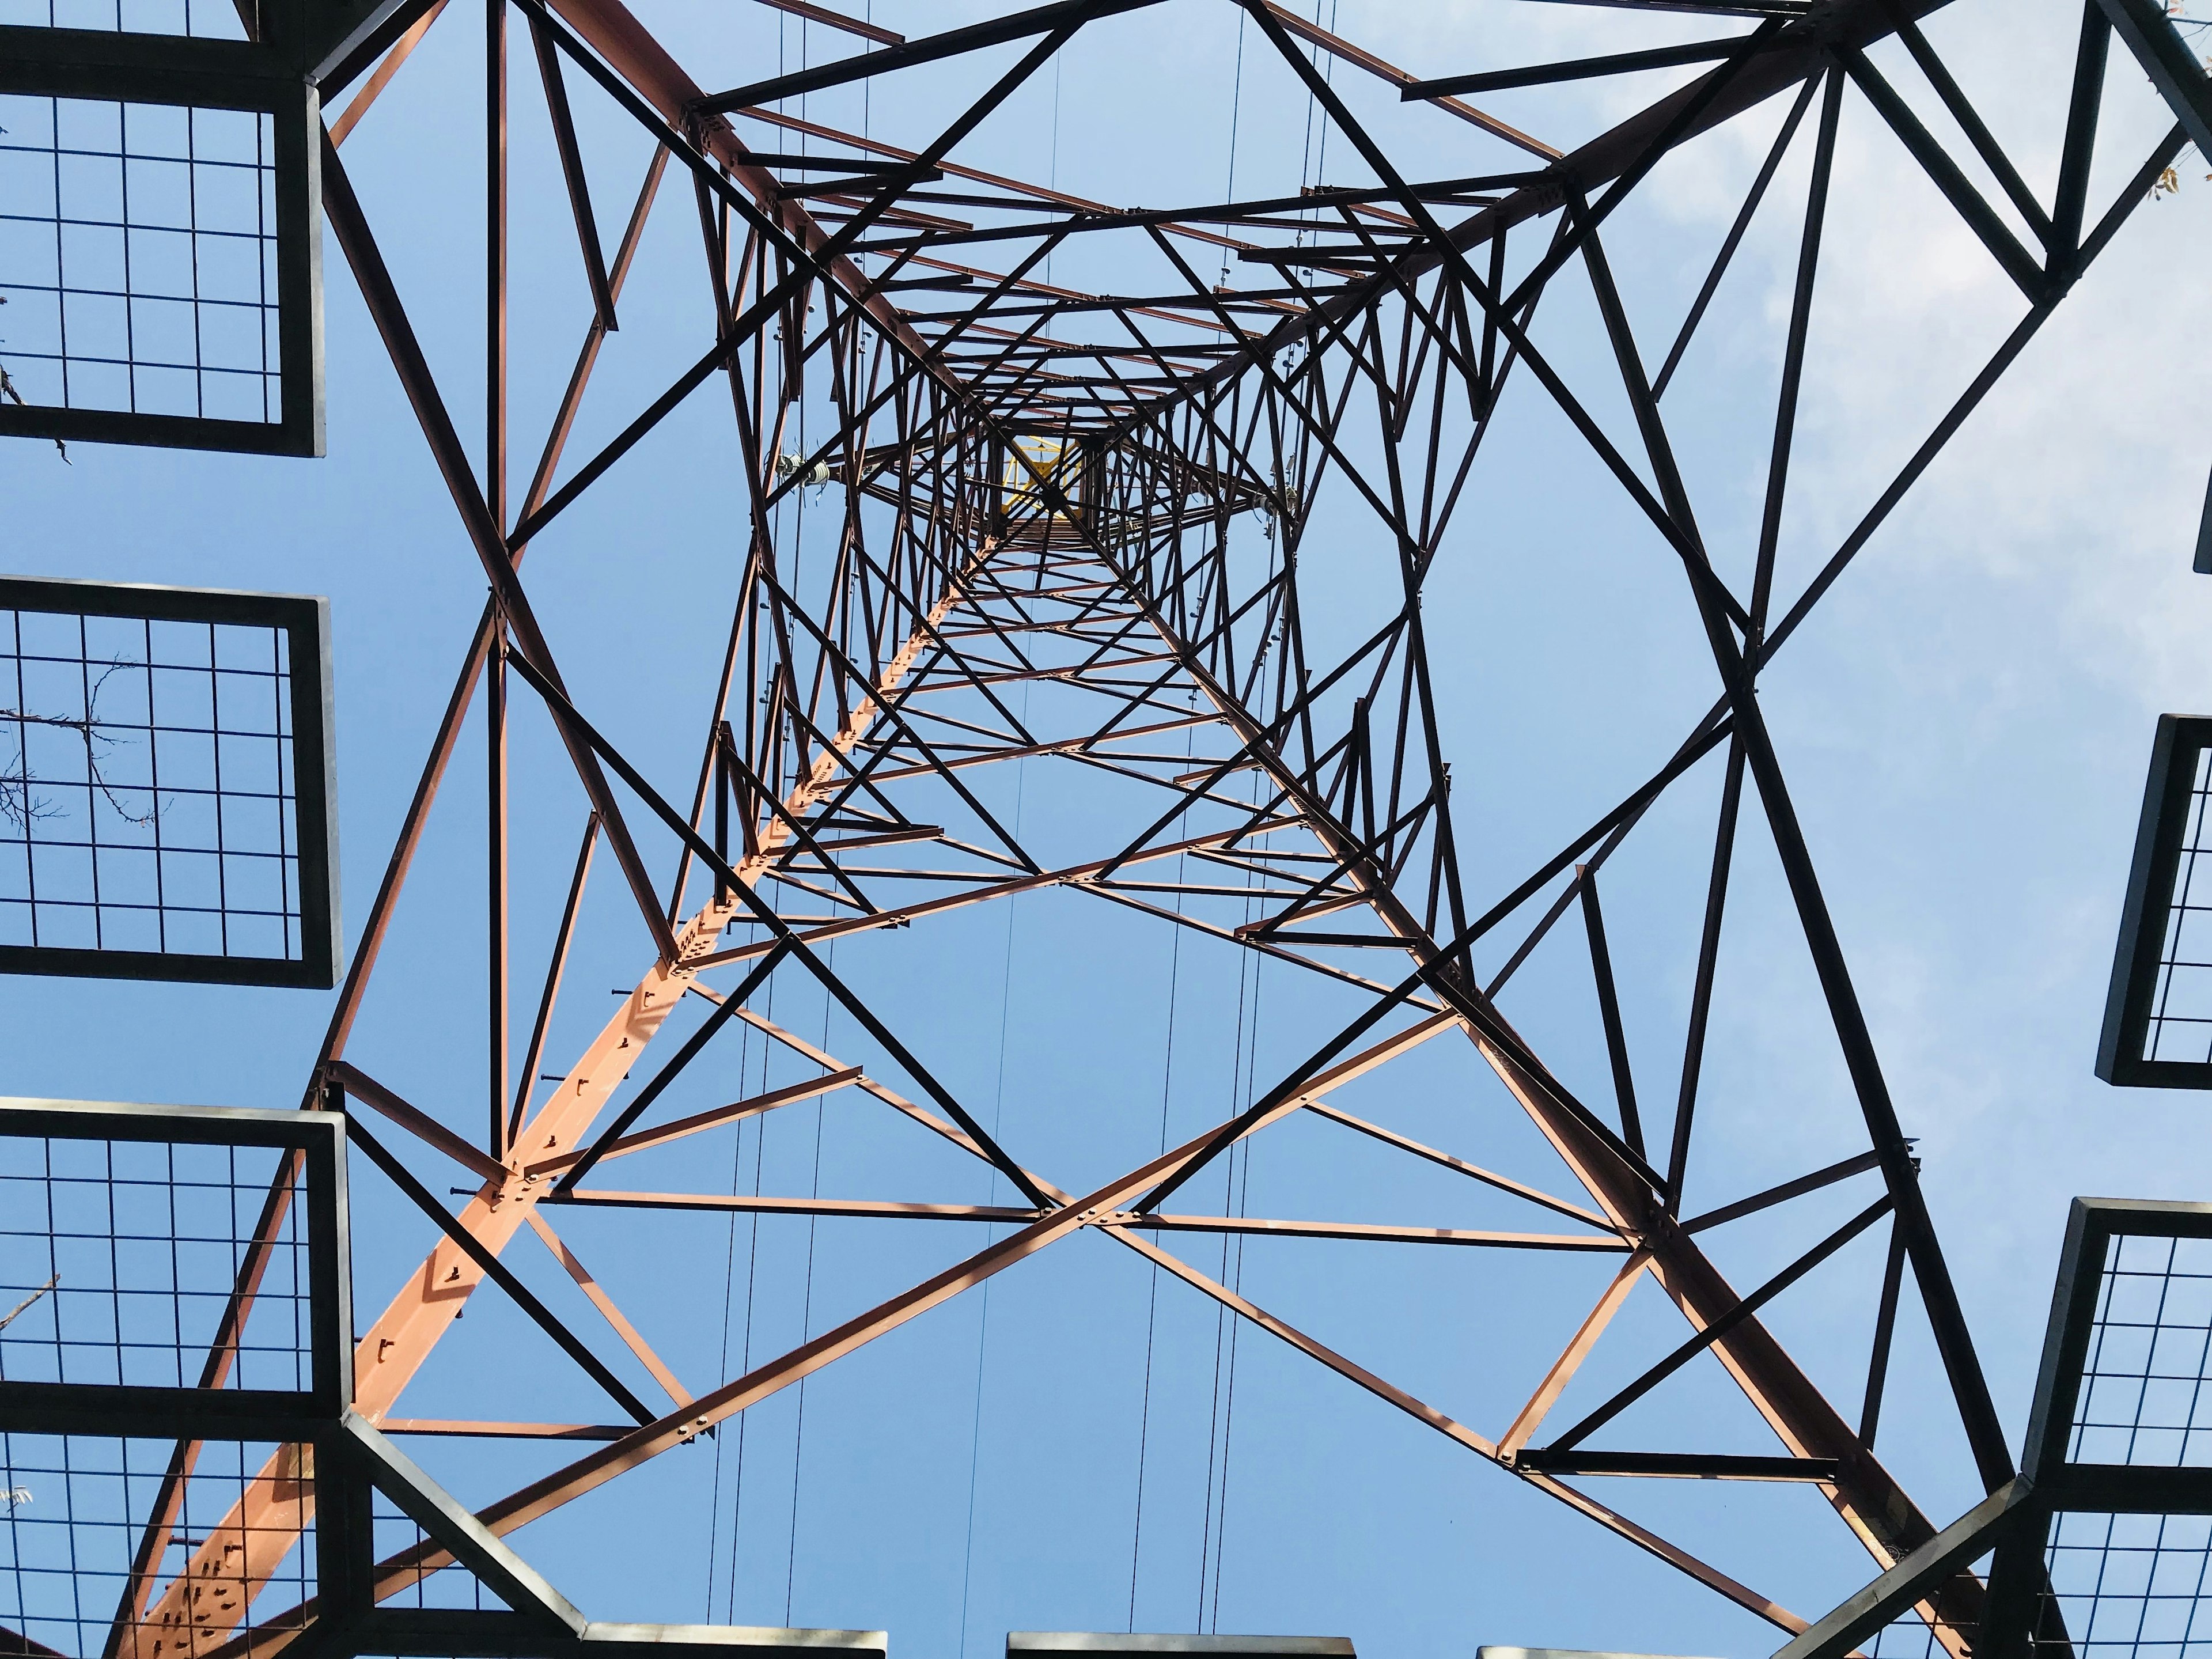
[26,0,2212,1653]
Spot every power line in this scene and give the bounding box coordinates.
[959,675,1032,1659]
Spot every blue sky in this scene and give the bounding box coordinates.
[9,2,2212,1657]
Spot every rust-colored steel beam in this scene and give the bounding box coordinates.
[127,552,986,1656]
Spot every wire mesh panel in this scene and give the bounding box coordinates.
[2017,1215,2212,1659]
[0,1130,310,1393]
[2070,1232,2212,1468]
[2001,1202,2212,1659]
[0,1098,349,1419]
[2101,717,2212,1086]
[0,0,249,32]
[0,575,337,987]
[0,23,320,457]
[2036,1512,2212,1659]
[1855,1552,1990,1659]
[1849,1521,2212,1659]
[1780,1203,2212,1659]
[2145,739,2212,1069]
[0,1434,316,1659]
[0,94,282,426]
[370,1488,510,1613]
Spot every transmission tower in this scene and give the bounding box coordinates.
[4,0,2209,1656]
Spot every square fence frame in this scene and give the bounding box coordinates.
[0,1096,351,1433]
[0,571,340,988]
[2099,715,2212,1088]
[0,1097,889,1659]
[1976,1199,2212,1659]
[1778,1198,2212,1659]
[0,22,323,456]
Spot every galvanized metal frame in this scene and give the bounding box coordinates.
[2097,715,2212,1088]
[1006,1640,1352,1659]
[0,1096,884,1659]
[0,574,340,988]
[0,1096,351,1427]
[0,25,325,457]
[1778,1198,2212,1659]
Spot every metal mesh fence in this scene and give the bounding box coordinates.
[0,1131,310,1392]
[0,0,249,31]
[1853,1522,2212,1659]
[2072,1232,2212,1468]
[0,94,281,427]
[1868,1228,2212,1659]
[372,1488,509,1613]
[2143,741,2212,1067]
[2035,1511,2212,1659]
[1859,1554,1988,1659]
[0,1434,314,1659]
[1,604,305,965]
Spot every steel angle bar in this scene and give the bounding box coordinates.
[1301,1097,1615,1229]
[339,1412,588,1635]
[1407,36,1764,99]
[1514,1451,1842,1481]
[1543,1197,1895,1455]
[579,1626,888,1658]
[526,1069,862,1175]
[317,0,450,91]
[2094,0,2212,157]
[699,0,1166,112]
[1077,881,1435,1001]
[345,1118,657,1424]
[330,1062,509,1183]
[1577,868,1645,1158]
[1751,66,1843,630]
[514,815,603,1141]
[2052,5,2112,264]
[551,944,790,1193]
[1654,73,1820,397]
[1256,0,1556,157]
[523,1214,694,1406]
[379,1420,629,1439]
[1859,1215,1909,1449]
[1774,1479,2037,1659]
[320,138,681,965]
[1881,7,2051,241]
[1123,1216,1628,1250]
[328,0,450,146]
[1103,1223,1498,1458]
[554,1192,1047,1222]
[498,649,1052,1208]
[1680,1151,1885,1234]
[527,5,619,331]
[1835,47,2048,302]
[1502,1251,1654,1456]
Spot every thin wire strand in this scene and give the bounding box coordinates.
[785,935,833,1627]
[959,676,1031,1659]
[1129,695,1198,1631]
